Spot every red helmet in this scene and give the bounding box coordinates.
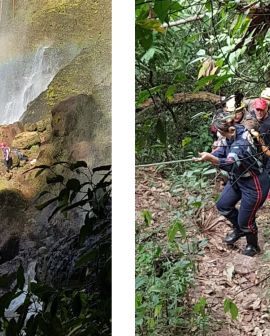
[254,98,268,110]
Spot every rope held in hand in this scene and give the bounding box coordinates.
[135,158,195,168]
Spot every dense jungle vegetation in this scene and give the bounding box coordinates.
[135,1,270,335]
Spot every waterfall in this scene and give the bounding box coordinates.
[0,44,80,125]
[0,0,14,26]
[4,261,42,320]
[0,1,3,23]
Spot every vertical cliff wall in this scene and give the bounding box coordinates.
[0,0,111,166]
[0,0,111,295]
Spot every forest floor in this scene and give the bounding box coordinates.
[136,167,270,336]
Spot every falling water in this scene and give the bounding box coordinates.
[0,45,80,124]
[4,261,42,320]
[0,1,3,23]
[0,0,81,124]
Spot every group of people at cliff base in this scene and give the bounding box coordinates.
[0,143,28,173]
[194,88,270,257]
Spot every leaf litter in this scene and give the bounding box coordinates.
[136,167,270,335]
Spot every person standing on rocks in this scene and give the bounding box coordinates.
[193,117,270,257]
[0,143,12,172]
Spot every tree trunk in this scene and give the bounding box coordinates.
[137,91,225,114]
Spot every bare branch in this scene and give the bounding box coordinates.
[137,91,225,114]
[162,14,204,28]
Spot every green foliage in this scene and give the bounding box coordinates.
[169,159,218,223]
[136,218,210,335]
[0,162,111,336]
[136,0,270,168]
[142,210,153,226]
[136,113,213,168]
[224,298,238,321]
[29,161,111,222]
[168,220,186,242]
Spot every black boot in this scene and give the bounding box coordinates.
[224,229,245,245]
[243,233,260,257]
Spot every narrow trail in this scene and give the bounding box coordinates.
[136,168,270,336]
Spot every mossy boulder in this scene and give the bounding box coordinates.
[12,131,41,149]
[28,144,40,156]
[36,120,47,132]
[24,123,37,132]
[36,143,55,166]
[69,141,91,161]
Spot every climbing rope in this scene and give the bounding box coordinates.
[135,158,195,168]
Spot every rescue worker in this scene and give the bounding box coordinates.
[210,96,235,142]
[211,92,246,141]
[248,87,270,113]
[252,98,270,175]
[194,118,270,257]
[224,92,246,125]
[12,149,28,162]
[261,87,270,104]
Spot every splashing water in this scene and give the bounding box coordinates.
[0,44,79,124]
[4,261,42,321]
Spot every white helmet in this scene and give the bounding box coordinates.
[225,95,246,112]
[225,96,236,112]
[260,88,270,101]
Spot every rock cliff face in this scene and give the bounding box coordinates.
[0,0,111,292]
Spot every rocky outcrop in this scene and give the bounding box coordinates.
[51,94,99,140]
[24,94,110,168]
[36,210,111,291]
[12,131,41,149]
[0,122,24,146]
[0,0,111,302]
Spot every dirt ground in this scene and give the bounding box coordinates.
[136,168,270,336]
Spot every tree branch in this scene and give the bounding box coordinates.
[235,273,270,297]
[136,91,225,114]
[162,14,204,28]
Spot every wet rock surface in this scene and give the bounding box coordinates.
[0,96,110,296]
[36,212,111,292]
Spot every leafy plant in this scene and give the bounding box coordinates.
[142,210,153,226]
[136,219,209,335]
[224,298,238,321]
[0,162,111,336]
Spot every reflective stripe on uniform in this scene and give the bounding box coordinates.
[227,152,241,166]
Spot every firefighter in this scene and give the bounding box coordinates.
[194,117,270,257]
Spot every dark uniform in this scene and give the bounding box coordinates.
[251,110,270,174]
[212,125,270,256]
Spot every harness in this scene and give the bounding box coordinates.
[222,128,264,184]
